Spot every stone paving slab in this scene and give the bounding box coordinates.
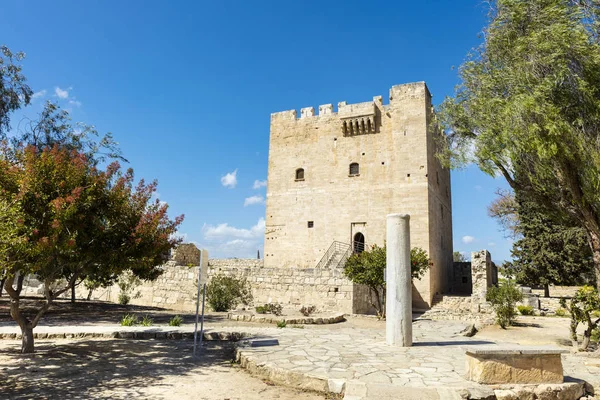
[234,320,599,400]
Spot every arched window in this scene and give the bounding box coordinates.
[353,232,365,254]
[349,162,359,176]
[295,168,305,180]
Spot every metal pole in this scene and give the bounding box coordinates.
[199,283,206,350]
[193,250,203,357]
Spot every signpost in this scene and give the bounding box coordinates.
[193,250,206,357]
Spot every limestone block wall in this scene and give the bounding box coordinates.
[207,259,373,314]
[531,286,582,298]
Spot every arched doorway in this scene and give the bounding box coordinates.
[353,232,365,254]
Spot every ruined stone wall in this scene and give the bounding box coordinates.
[264,82,453,309]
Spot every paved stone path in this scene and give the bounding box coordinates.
[236,320,600,399]
[1,318,598,399]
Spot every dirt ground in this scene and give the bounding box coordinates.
[476,314,597,350]
[0,339,328,400]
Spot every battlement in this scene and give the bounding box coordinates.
[270,81,428,121]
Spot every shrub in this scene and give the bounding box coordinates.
[140,315,153,327]
[517,305,534,316]
[560,286,600,350]
[118,292,131,305]
[343,245,431,319]
[300,305,316,317]
[276,320,286,328]
[206,274,252,312]
[120,314,138,326]
[486,280,523,329]
[117,271,142,305]
[255,305,268,314]
[555,308,567,317]
[268,303,283,316]
[169,315,184,326]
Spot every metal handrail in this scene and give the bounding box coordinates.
[316,240,368,269]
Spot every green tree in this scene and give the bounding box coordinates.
[0,45,32,135]
[0,142,183,353]
[438,0,600,290]
[343,245,431,319]
[561,285,600,350]
[453,251,466,262]
[511,193,595,296]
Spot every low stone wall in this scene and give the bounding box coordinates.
[532,286,582,298]
[208,259,372,314]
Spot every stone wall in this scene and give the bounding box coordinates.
[531,286,582,298]
[208,259,373,314]
[76,249,209,312]
[448,261,472,295]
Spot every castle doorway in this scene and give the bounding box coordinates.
[353,232,365,254]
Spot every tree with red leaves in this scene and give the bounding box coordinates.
[0,143,183,353]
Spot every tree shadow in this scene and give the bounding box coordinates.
[0,338,235,399]
[0,298,229,328]
[512,321,543,328]
[413,340,495,346]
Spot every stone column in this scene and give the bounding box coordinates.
[386,214,412,347]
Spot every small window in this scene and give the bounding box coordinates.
[295,168,304,180]
[308,221,314,228]
[349,162,359,176]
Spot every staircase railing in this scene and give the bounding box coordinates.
[315,241,350,269]
[316,240,368,269]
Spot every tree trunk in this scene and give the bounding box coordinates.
[590,230,600,291]
[0,277,5,297]
[71,283,76,303]
[544,284,550,298]
[87,288,93,301]
[21,325,35,354]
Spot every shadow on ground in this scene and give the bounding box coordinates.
[0,298,228,327]
[0,338,232,399]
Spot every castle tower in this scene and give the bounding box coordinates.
[264,82,453,309]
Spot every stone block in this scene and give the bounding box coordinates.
[465,350,564,384]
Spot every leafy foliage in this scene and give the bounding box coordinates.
[255,303,282,316]
[205,274,252,312]
[561,285,600,350]
[117,271,142,305]
[343,245,432,318]
[453,251,466,262]
[505,191,596,292]
[0,46,32,136]
[276,320,286,328]
[438,0,600,289]
[120,314,138,327]
[486,280,523,329]
[140,315,153,327]
[168,315,184,327]
[517,305,534,316]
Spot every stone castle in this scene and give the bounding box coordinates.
[264,82,453,309]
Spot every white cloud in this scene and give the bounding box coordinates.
[253,179,267,189]
[68,99,82,107]
[244,195,265,207]
[200,218,265,258]
[462,235,475,244]
[55,86,70,99]
[203,217,265,240]
[221,169,238,188]
[32,89,47,99]
[488,242,496,247]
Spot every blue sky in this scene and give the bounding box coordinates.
[1,1,512,262]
